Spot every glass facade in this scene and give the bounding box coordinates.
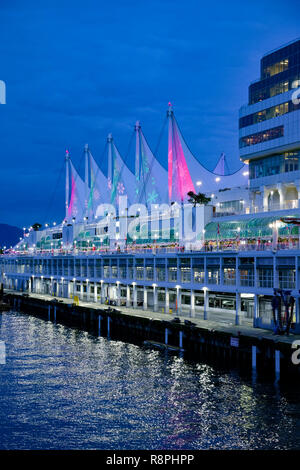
[249,40,300,104]
[262,58,289,78]
[239,125,284,148]
[239,100,300,129]
[216,200,244,214]
[279,269,295,289]
[249,150,300,179]
[258,268,273,288]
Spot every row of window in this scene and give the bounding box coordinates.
[262,59,289,79]
[249,78,291,105]
[249,42,300,104]
[239,100,300,129]
[249,150,300,179]
[239,125,284,148]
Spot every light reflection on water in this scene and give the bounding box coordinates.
[0,311,299,450]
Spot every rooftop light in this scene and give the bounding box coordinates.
[215,177,221,182]
[196,181,202,186]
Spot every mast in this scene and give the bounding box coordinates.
[65,149,70,220]
[167,102,173,202]
[84,143,89,217]
[107,133,113,191]
[135,121,140,182]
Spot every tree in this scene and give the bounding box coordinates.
[187,191,211,207]
[31,223,42,231]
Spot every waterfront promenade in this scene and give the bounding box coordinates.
[5,289,299,347]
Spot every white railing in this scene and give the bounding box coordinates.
[213,200,299,218]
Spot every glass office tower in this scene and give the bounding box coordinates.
[239,39,300,212]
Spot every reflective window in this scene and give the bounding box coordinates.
[239,126,284,148]
[249,150,300,179]
[262,59,289,78]
[239,101,300,129]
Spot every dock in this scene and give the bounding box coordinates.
[3,289,300,382]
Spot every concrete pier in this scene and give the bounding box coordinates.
[4,290,300,381]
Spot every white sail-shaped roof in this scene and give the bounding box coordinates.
[108,134,136,206]
[169,111,249,201]
[136,124,168,206]
[88,149,108,215]
[68,160,86,221]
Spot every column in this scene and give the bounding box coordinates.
[204,257,207,284]
[190,290,195,317]
[295,296,300,328]
[133,284,137,308]
[86,281,90,302]
[80,282,83,301]
[220,259,224,286]
[236,257,240,289]
[273,255,279,289]
[253,293,259,328]
[165,288,169,313]
[100,282,105,304]
[94,283,98,303]
[126,285,131,307]
[235,292,241,326]
[203,288,208,320]
[143,287,147,311]
[116,282,121,306]
[276,183,285,210]
[153,286,158,312]
[67,281,71,299]
[254,257,258,288]
[176,287,181,314]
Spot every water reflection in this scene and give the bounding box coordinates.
[0,311,299,450]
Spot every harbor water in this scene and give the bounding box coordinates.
[0,310,300,450]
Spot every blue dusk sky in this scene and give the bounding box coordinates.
[0,0,299,227]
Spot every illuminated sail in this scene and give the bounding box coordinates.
[68,160,86,221]
[88,150,108,215]
[168,108,249,201]
[135,123,168,206]
[108,134,136,206]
